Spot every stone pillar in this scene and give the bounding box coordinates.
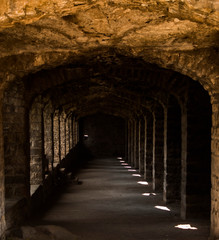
[0,92,6,235]
[53,110,60,167]
[127,120,131,164]
[66,117,70,154]
[69,115,73,149]
[75,120,79,144]
[29,97,44,186]
[152,112,156,191]
[60,112,66,160]
[72,116,75,147]
[210,97,219,240]
[65,117,69,154]
[181,82,211,219]
[139,117,145,174]
[138,119,141,173]
[164,95,181,202]
[130,120,134,166]
[181,104,187,219]
[135,120,139,169]
[154,104,164,192]
[146,112,153,182]
[3,81,29,199]
[133,120,137,168]
[143,116,147,180]
[43,103,53,172]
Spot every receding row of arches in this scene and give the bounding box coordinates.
[0,55,213,238]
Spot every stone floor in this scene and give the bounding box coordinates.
[29,158,210,240]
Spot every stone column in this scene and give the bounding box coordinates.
[181,82,211,219]
[152,112,156,191]
[130,120,134,166]
[133,120,137,168]
[0,92,6,235]
[146,112,153,182]
[43,103,53,172]
[139,117,145,174]
[53,110,60,167]
[163,95,181,202]
[3,81,30,201]
[154,104,164,192]
[143,116,147,180]
[29,97,44,186]
[210,98,219,239]
[60,112,66,161]
[138,119,141,173]
[135,120,139,169]
[66,117,70,154]
[127,120,131,164]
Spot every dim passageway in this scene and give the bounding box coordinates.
[30,157,209,240]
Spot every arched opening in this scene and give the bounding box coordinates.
[0,54,213,238]
[79,113,126,158]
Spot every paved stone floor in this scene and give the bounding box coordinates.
[30,158,210,240]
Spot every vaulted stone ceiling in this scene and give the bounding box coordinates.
[0,0,218,94]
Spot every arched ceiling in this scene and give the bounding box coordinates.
[25,56,191,120]
[0,0,218,94]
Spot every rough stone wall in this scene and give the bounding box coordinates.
[3,81,29,199]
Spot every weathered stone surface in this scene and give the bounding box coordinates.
[0,0,217,91]
[0,0,218,239]
[21,225,80,240]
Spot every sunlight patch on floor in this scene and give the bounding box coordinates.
[155,206,170,211]
[138,181,148,185]
[175,224,198,230]
[142,193,156,196]
[132,174,141,177]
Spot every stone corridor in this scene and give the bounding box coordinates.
[0,0,218,238]
[29,157,209,240]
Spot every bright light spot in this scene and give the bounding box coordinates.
[124,166,132,168]
[132,174,141,177]
[128,169,136,172]
[120,160,125,163]
[155,206,170,211]
[142,193,150,196]
[121,163,128,165]
[138,181,149,185]
[84,134,88,137]
[175,224,197,230]
[117,157,122,160]
[142,192,157,196]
